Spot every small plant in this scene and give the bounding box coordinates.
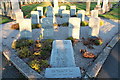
[66,37,74,43]
[11,23,19,30]
[11,39,34,49]
[29,59,50,72]
[81,21,89,26]
[100,20,104,26]
[32,24,42,29]
[61,22,69,26]
[94,39,103,45]
[18,47,32,58]
[35,43,42,48]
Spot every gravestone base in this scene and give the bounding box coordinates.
[45,67,81,78]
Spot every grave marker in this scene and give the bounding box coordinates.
[31,11,40,24]
[62,10,70,17]
[19,19,32,39]
[46,6,53,17]
[77,10,85,21]
[89,17,100,37]
[91,10,98,18]
[37,7,43,17]
[68,18,81,39]
[59,6,66,16]
[70,6,76,16]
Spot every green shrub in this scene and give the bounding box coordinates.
[11,39,34,49]
[100,20,104,26]
[61,22,69,26]
[81,21,89,26]
[18,47,32,58]
[29,59,49,72]
[66,37,74,43]
[94,39,103,45]
[32,24,42,29]
[11,23,19,30]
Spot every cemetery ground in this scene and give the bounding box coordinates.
[1,1,120,79]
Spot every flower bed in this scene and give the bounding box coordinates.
[11,39,53,73]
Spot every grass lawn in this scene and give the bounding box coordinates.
[21,2,97,18]
[0,16,13,24]
[99,3,120,20]
[21,2,120,20]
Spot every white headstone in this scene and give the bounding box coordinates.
[31,11,40,24]
[68,18,81,39]
[19,19,32,39]
[70,6,76,16]
[15,10,24,23]
[62,10,70,17]
[41,17,53,28]
[77,10,85,21]
[0,9,3,15]
[89,17,100,37]
[59,6,66,16]
[91,10,98,18]
[102,0,109,13]
[37,7,43,17]
[10,0,20,10]
[45,67,81,78]
[46,6,53,17]
[43,28,54,38]
[50,40,76,67]
[53,0,59,14]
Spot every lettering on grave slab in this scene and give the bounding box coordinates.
[45,67,81,78]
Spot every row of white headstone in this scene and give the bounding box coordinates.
[30,6,86,25]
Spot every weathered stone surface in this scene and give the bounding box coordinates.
[19,19,32,39]
[89,17,100,37]
[68,17,81,39]
[37,6,43,16]
[31,11,40,24]
[70,6,76,16]
[45,67,81,78]
[50,40,76,67]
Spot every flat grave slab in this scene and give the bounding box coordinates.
[45,67,81,78]
[50,40,76,67]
